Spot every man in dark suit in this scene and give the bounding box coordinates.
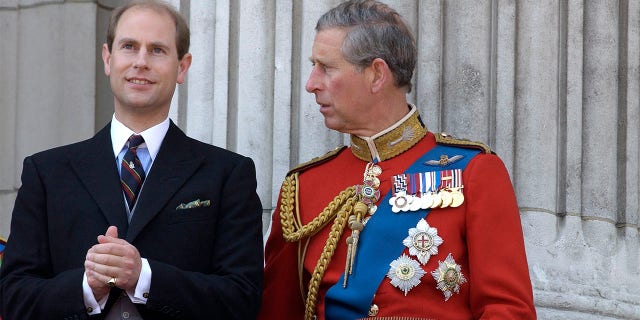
[0,1,263,319]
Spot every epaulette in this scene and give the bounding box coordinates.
[287,146,347,176]
[434,132,494,154]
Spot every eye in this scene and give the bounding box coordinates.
[312,62,328,73]
[121,43,134,50]
[152,47,166,54]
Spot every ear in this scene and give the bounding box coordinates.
[102,43,112,77]
[369,58,391,93]
[176,53,192,84]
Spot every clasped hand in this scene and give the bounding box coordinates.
[84,226,142,301]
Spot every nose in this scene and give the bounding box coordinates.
[133,51,149,69]
[305,66,320,93]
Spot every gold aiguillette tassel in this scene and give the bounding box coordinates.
[343,202,368,287]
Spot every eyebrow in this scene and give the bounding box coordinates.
[309,57,327,65]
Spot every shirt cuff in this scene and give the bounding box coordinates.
[83,272,108,315]
[127,257,151,304]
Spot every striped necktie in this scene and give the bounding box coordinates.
[120,134,146,210]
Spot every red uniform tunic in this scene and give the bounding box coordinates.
[260,113,536,320]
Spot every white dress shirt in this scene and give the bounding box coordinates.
[83,114,170,315]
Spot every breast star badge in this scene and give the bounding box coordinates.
[387,254,425,296]
[431,253,466,301]
[402,219,443,265]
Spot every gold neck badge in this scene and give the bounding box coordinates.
[350,105,428,162]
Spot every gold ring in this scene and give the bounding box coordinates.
[107,277,117,287]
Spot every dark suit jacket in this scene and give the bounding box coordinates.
[0,122,263,320]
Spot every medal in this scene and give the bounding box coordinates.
[450,187,464,207]
[402,219,443,265]
[430,192,442,208]
[356,180,380,205]
[438,189,453,208]
[420,193,434,209]
[389,191,412,213]
[431,253,467,301]
[409,194,422,211]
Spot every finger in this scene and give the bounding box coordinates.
[89,264,120,280]
[97,235,130,246]
[87,243,124,257]
[87,269,118,289]
[87,251,122,267]
[96,226,118,244]
[105,226,118,238]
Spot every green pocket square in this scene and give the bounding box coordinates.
[176,199,211,210]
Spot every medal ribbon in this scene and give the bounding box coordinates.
[393,169,463,196]
[324,145,480,319]
[392,174,407,195]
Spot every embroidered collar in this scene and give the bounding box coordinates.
[350,105,427,162]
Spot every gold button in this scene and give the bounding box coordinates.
[368,303,379,316]
[86,307,93,313]
[143,292,149,298]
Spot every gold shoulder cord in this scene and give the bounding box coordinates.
[279,172,357,320]
[434,132,492,154]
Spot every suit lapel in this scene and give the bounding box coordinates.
[126,122,204,243]
[71,124,130,235]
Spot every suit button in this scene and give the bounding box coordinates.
[122,311,130,318]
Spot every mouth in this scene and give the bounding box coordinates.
[315,101,329,108]
[126,77,154,85]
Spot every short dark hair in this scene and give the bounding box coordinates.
[106,0,190,60]
[316,0,417,92]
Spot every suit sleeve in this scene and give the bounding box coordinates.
[0,156,90,320]
[142,156,264,320]
[464,153,537,319]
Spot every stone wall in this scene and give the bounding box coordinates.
[0,0,638,318]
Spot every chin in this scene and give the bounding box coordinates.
[323,120,343,132]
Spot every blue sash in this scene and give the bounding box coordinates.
[325,145,480,319]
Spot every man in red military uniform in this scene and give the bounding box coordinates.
[259,1,536,319]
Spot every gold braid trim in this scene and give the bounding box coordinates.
[278,170,360,319]
[280,172,356,241]
[434,132,493,154]
[304,196,357,320]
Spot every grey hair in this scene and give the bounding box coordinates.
[316,0,416,92]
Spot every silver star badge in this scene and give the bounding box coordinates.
[402,218,443,265]
[387,254,425,296]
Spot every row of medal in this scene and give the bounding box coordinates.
[386,218,466,301]
[389,169,465,213]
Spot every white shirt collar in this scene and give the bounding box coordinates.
[110,114,170,161]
